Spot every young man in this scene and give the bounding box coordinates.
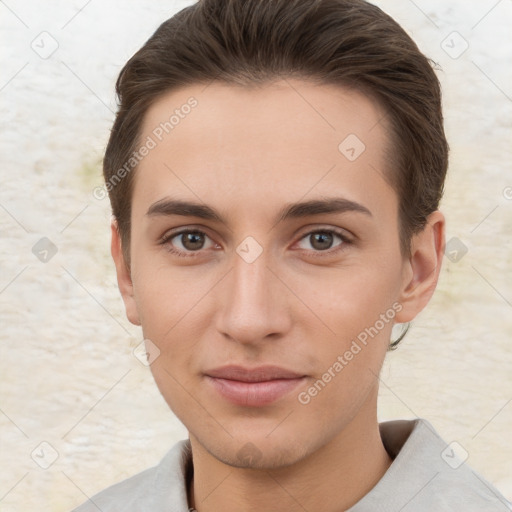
[73,0,511,510]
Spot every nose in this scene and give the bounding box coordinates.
[214,247,292,345]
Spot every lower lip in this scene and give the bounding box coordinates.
[206,376,306,407]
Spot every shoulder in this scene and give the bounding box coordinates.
[423,468,512,511]
[71,464,157,512]
[70,439,192,512]
[409,419,511,511]
[350,418,512,511]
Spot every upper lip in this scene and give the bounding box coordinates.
[205,365,305,382]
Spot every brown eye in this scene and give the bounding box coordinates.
[296,230,348,253]
[310,232,334,250]
[163,230,216,255]
[180,232,205,251]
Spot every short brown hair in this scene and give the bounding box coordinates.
[104,0,448,262]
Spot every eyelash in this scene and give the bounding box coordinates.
[159,228,352,259]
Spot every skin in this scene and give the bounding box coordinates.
[111,79,445,512]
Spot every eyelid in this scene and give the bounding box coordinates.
[294,224,354,244]
[159,227,219,258]
[291,226,352,254]
[159,225,216,244]
[159,224,354,257]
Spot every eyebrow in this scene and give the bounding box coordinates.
[146,197,372,224]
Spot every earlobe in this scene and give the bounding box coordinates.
[395,210,445,323]
[110,218,141,326]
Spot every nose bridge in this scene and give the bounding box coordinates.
[215,244,290,343]
[233,250,270,308]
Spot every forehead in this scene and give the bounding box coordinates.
[133,79,395,219]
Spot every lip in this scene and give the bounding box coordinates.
[205,365,307,407]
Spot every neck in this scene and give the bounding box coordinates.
[187,388,392,512]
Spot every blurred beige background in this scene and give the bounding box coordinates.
[0,1,511,510]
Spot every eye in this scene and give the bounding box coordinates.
[161,229,217,256]
[296,230,348,252]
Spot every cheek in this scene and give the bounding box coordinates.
[294,258,401,336]
[130,260,216,388]
[297,289,394,423]
[130,253,210,335]
[292,258,401,391]
[298,346,385,439]
[134,266,206,413]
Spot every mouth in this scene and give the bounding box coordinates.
[204,365,307,407]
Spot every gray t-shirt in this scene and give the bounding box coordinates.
[72,418,511,511]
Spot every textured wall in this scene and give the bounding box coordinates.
[0,1,511,510]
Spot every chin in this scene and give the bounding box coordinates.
[194,429,318,470]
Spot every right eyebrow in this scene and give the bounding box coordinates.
[146,199,224,222]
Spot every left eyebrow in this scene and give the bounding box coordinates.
[145,196,372,224]
[276,197,372,223]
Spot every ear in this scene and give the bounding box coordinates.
[394,210,445,323]
[110,218,141,326]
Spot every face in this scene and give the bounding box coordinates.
[112,79,443,469]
